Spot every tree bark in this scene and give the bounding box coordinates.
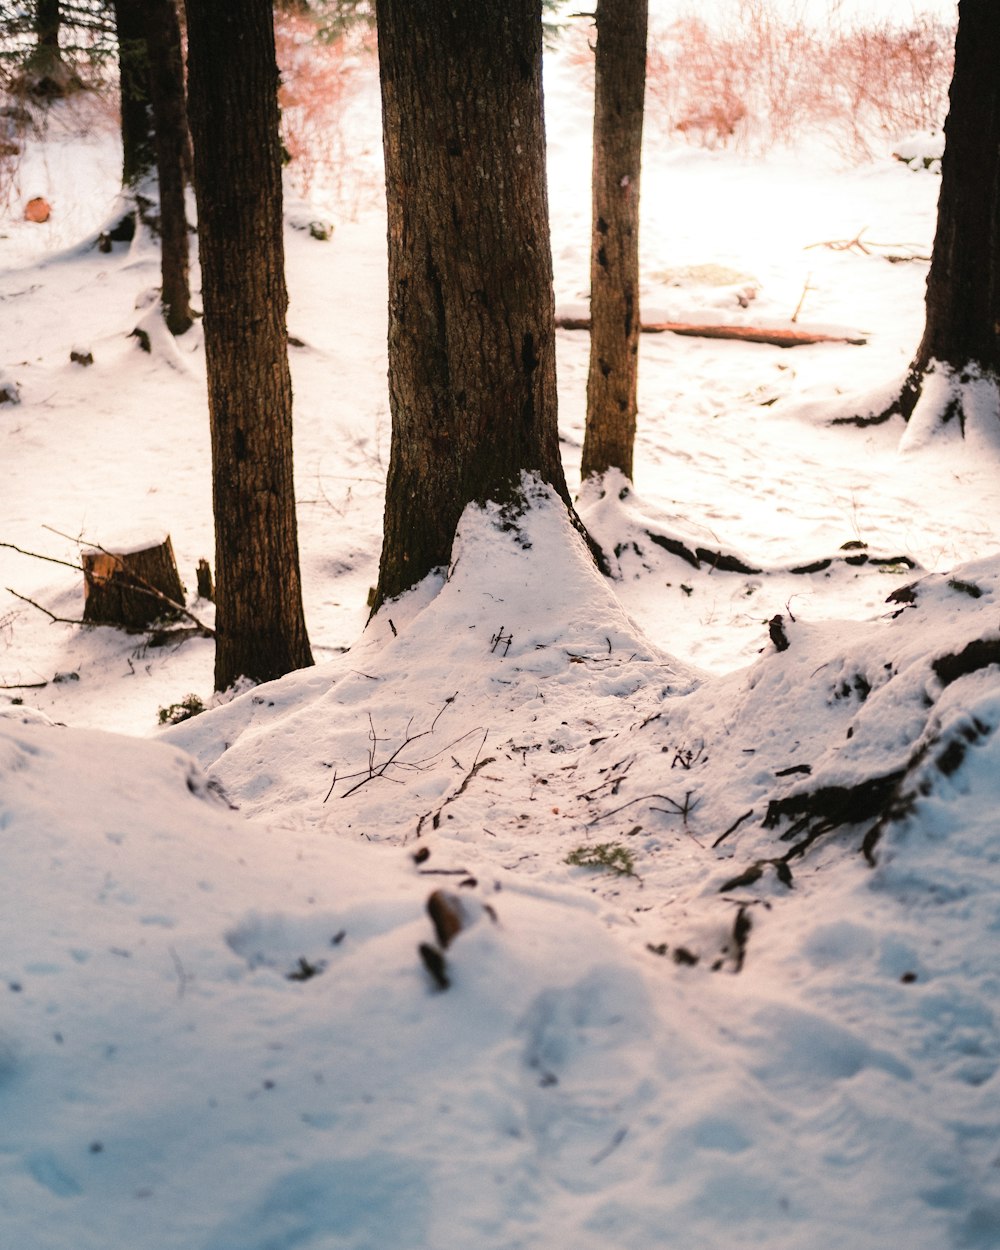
[893,0,1000,426]
[114,0,155,187]
[21,0,80,97]
[145,0,192,335]
[372,0,580,610]
[186,0,313,690]
[581,0,647,483]
[82,536,185,630]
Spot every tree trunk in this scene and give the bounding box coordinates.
[22,0,80,98]
[145,0,193,335]
[114,0,155,187]
[372,0,580,610]
[581,0,647,483]
[82,536,185,630]
[36,0,60,56]
[186,0,314,690]
[894,0,1000,427]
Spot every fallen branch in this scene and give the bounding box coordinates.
[805,226,930,263]
[555,315,867,348]
[932,636,1000,688]
[640,530,761,575]
[5,588,86,627]
[1,541,81,572]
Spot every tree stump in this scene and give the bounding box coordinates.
[82,535,185,629]
[195,557,215,601]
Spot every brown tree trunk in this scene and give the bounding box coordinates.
[22,0,80,98]
[371,0,582,611]
[36,0,61,58]
[114,0,155,187]
[186,0,313,690]
[580,0,647,483]
[894,0,1000,428]
[145,0,192,335]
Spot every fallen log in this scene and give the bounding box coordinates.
[554,315,867,348]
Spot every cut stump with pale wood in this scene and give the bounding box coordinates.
[82,535,186,629]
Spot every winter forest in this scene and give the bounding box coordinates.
[2,0,1000,1247]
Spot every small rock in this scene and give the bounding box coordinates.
[427,890,466,949]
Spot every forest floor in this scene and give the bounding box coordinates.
[3,22,1000,1250]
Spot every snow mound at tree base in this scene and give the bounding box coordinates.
[6,506,1000,1249]
[168,477,698,827]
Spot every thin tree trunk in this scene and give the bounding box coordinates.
[581,0,647,482]
[372,0,580,610]
[894,0,1000,426]
[145,0,192,335]
[186,0,313,689]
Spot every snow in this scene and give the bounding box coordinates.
[3,17,1000,1250]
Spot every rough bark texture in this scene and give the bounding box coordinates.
[895,0,1000,423]
[372,0,576,609]
[145,0,192,335]
[82,537,185,629]
[186,0,313,690]
[580,0,647,483]
[114,0,155,187]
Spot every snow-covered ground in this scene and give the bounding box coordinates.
[4,13,1000,1250]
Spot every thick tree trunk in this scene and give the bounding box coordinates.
[581,0,647,483]
[372,0,578,610]
[894,0,1000,426]
[145,0,192,335]
[186,0,313,690]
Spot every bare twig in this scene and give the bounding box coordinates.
[329,694,461,800]
[712,808,755,849]
[5,587,86,626]
[589,790,701,830]
[1,541,82,572]
[416,729,493,836]
[578,755,635,801]
[790,272,813,323]
[168,946,190,999]
[805,228,929,260]
[0,680,48,689]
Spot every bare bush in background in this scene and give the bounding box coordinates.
[275,12,379,218]
[646,0,955,159]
